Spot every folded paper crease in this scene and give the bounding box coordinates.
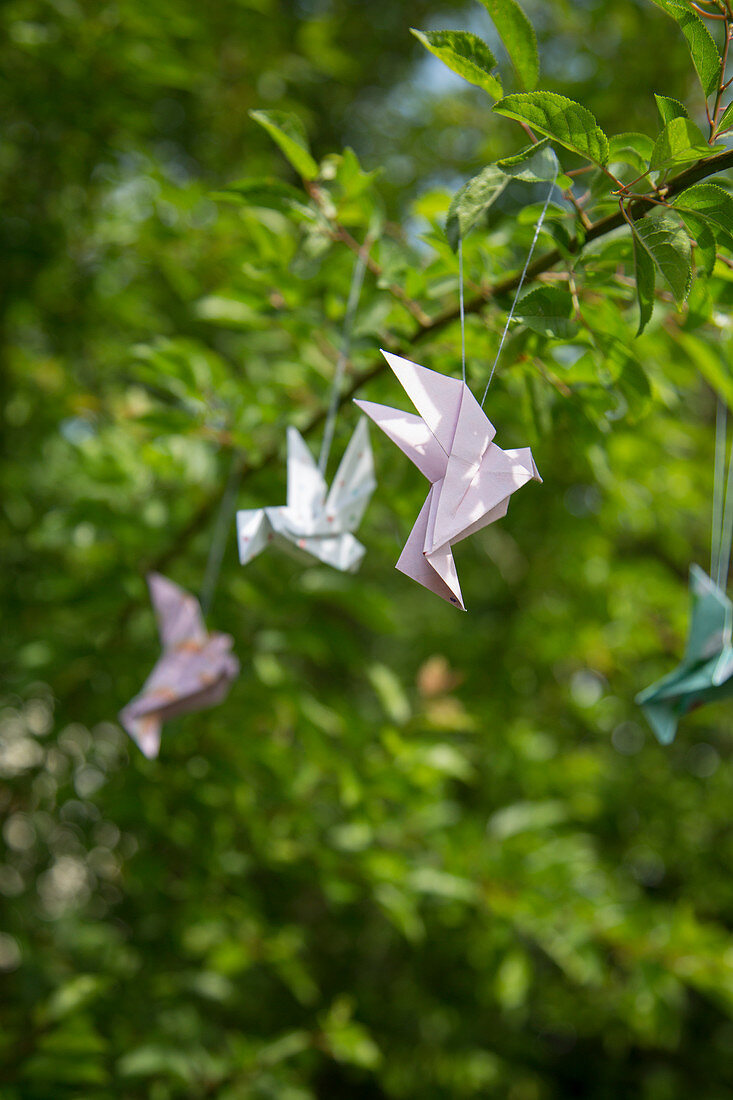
[637,564,733,744]
[356,350,541,609]
[236,417,376,573]
[119,573,239,758]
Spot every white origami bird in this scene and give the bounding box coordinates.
[236,418,376,573]
[355,350,541,610]
[119,573,239,759]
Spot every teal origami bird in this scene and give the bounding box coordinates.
[637,564,733,744]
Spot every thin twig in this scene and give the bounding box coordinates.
[712,14,733,137]
[65,145,733,672]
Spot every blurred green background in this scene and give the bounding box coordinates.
[4,0,733,1096]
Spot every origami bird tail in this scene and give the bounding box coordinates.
[396,489,466,609]
[636,697,679,745]
[236,509,273,566]
[118,706,162,759]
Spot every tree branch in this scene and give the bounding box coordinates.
[84,146,733,653]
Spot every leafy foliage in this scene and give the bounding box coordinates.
[5,0,733,1098]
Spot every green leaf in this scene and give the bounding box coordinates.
[632,229,656,335]
[512,286,578,337]
[665,3,721,98]
[36,976,109,1026]
[654,93,689,125]
[497,137,560,182]
[478,0,539,91]
[649,117,721,171]
[494,91,609,166]
[677,210,717,276]
[608,132,655,174]
[118,1045,196,1082]
[716,100,733,133]
[249,109,319,180]
[630,213,692,303]
[674,182,733,250]
[410,29,502,98]
[445,165,508,250]
[214,177,313,217]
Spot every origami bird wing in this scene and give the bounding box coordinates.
[236,508,275,565]
[431,442,540,553]
[685,564,733,664]
[324,417,376,531]
[148,572,206,650]
[354,400,447,482]
[120,646,238,760]
[293,531,367,572]
[286,426,328,525]
[380,350,474,453]
[452,496,511,545]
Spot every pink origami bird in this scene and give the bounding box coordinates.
[119,573,239,758]
[355,350,541,610]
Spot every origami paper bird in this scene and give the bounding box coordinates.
[119,573,239,758]
[355,350,541,610]
[236,417,376,573]
[637,564,733,744]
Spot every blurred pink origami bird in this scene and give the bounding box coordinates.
[119,573,239,758]
[355,350,541,610]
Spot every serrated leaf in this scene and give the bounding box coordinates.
[632,230,656,334]
[494,92,609,166]
[497,137,560,181]
[654,93,689,125]
[249,109,319,180]
[665,3,721,98]
[445,165,508,250]
[410,29,502,98]
[512,286,578,337]
[630,213,692,303]
[674,182,733,251]
[649,117,721,171]
[479,0,539,91]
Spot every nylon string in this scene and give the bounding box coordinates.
[200,450,242,616]
[480,164,560,408]
[717,414,733,591]
[712,397,727,583]
[458,236,466,383]
[318,236,371,476]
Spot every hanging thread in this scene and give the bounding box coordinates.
[717,416,733,591]
[318,236,371,476]
[458,236,466,383]
[480,163,560,408]
[200,451,242,616]
[712,397,727,582]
